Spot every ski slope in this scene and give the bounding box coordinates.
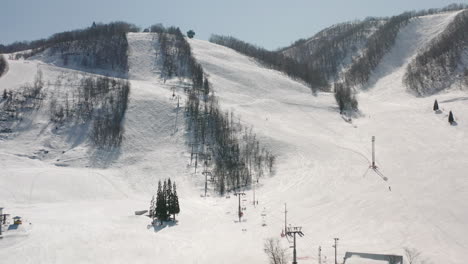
[0,11,467,264]
[189,10,468,264]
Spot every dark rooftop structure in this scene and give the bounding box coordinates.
[343,251,403,264]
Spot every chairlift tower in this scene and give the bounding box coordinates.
[286,226,304,264]
[234,191,246,223]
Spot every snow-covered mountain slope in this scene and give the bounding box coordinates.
[281,18,384,81]
[364,11,461,98]
[0,34,211,264]
[188,12,468,264]
[0,11,467,264]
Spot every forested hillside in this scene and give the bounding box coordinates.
[281,18,384,82]
[404,9,468,95]
[1,22,139,75]
[209,35,328,93]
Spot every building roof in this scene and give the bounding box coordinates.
[344,252,403,264]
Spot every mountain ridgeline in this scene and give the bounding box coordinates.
[281,18,384,82]
[280,3,468,112]
[205,4,468,114]
[1,4,468,155]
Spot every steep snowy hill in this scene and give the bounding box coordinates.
[0,11,467,264]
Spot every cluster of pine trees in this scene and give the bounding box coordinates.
[149,178,180,224]
[49,75,130,148]
[0,55,7,77]
[209,35,328,93]
[404,10,468,95]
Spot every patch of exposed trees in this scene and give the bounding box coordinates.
[330,12,414,113]
[153,26,194,80]
[152,26,276,194]
[1,22,139,73]
[185,94,275,194]
[264,238,288,264]
[340,13,413,88]
[185,59,275,195]
[0,55,7,77]
[404,10,468,95]
[334,82,358,114]
[0,71,44,134]
[209,35,328,93]
[282,18,384,82]
[281,4,468,87]
[149,178,180,224]
[49,74,130,148]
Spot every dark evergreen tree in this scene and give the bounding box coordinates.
[165,178,173,218]
[433,99,439,111]
[449,111,455,124]
[2,89,7,99]
[187,30,195,39]
[149,195,155,218]
[0,55,7,77]
[155,180,168,224]
[166,178,172,201]
[171,182,180,220]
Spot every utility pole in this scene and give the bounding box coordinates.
[189,142,201,174]
[371,136,376,169]
[194,151,198,174]
[202,159,212,197]
[284,203,288,234]
[174,96,180,133]
[318,246,322,264]
[286,226,304,264]
[234,191,246,223]
[190,143,195,165]
[0,207,5,237]
[333,238,339,264]
[252,177,256,207]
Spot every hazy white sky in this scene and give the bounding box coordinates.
[0,0,462,49]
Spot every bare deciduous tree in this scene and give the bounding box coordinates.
[264,238,288,264]
[404,247,421,264]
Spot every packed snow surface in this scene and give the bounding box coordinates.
[0,12,467,264]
